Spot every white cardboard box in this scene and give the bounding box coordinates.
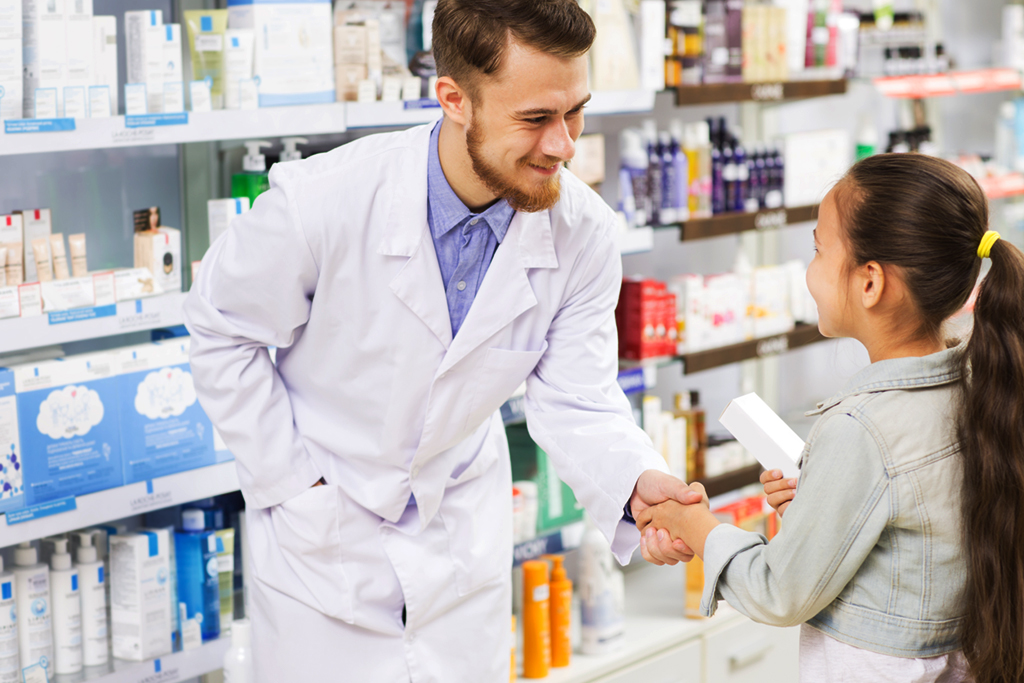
[0,0,22,121]
[110,529,173,661]
[22,0,67,118]
[92,16,117,114]
[64,0,93,97]
[125,10,165,114]
[719,393,803,479]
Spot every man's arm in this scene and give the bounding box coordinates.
[523,215,699,565]
[183,166,323,509]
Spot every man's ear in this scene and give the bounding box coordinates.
[860,261,885,310]
[436,76,471,126]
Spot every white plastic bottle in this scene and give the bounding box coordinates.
[13,542,53,679]
[578,515,625,655]
[74,531,108,668]
[222,618,254,683]
[47,538,82,675]
[0,557,18,683]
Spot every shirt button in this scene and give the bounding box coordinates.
[412,465,421,477]
[457,281,467,291]
[469,218,479,226]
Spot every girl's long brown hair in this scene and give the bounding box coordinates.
[837,153,1024,682]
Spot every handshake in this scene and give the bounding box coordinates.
[634,469,798,566]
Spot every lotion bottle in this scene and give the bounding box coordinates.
[543,555,572,668]
[46,538,82,675]
[0,556,18,683]
[175,509,221,642]
[222,618,254,683]
[279,137,308,162]
[231,141,272,206]
[520,560,550,679]
[74,531,108,668]
[578,516,625,655]
[13,542,53,677]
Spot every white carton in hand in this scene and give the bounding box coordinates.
[719,393,803,479]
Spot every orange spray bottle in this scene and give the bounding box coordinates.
[521,560,551,678]
[543,554,572,668]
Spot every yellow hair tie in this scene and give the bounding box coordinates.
[978,231,1001,259]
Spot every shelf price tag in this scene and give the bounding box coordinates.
[5,496,77,526]
[125,112,189,128]
[750,83,784,101]
[754,209,787,231]
[4,118,76,134]
[755,334,789,358]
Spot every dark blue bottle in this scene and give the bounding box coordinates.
[733,143,749,212]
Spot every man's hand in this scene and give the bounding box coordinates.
[631,470,705,566]
[760,470,797,517]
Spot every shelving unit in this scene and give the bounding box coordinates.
[978,173,1024,200]
[76,637,231,683]
[513,520,585,567]
[874,67,1022,99]
[1,460,239,547]
[659,204,818,242]
[675,79,847,106]
[696,463,763,499]
[0,292,189,355]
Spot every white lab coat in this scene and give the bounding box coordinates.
[183,123,668,682]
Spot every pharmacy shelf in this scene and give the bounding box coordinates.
[587,89,657,115]
[0,291,188,356]
[1,460,239,547]
[513,520,585,567]
[617,226,655,254]
[695,463,763,500]
[874,68,1022,99]
[674,79,847,107]
[0,103,348,157]
[978,173,1024,200]
[672,204,818,241]
[77,636,230,683]
[680,323,825,375]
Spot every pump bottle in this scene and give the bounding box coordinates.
[279,137,308,163]
[46,538,82,675]
[520,560,550,679]
[231,141,273,205]
[578,515,625,655]
[75,531,108,668]
[543,555,572,668]
[0,556,18,683]
[13,542,53,677]
[222,618,254,683]
[175,509,222,642]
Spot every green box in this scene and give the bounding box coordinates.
[506,424,584,534]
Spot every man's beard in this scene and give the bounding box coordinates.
[466,120,563,213]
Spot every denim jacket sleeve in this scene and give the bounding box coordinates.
[700,411,892,626]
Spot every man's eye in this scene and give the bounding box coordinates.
[526,116,546,125]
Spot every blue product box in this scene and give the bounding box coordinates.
[0,369,24,515]
[16,354,124,505]
[118,339,216,484]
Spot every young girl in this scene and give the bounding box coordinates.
[637,153,1024,683]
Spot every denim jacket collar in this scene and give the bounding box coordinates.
[807,344,963,416]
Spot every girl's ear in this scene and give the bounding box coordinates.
[860,261,885,310]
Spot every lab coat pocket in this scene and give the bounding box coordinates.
[267,484,353,622]
[464,344,548,432]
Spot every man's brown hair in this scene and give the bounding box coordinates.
[432,0,595,99]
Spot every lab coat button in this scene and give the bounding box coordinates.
[412,465,421,477]
[456,281,467,291]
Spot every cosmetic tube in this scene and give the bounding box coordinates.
[49,234,69,280]
[68,234,88,277]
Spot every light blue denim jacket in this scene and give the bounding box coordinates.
[701,346,966,657]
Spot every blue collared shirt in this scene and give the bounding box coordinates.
[427,121,516,337]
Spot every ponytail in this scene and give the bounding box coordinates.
[958,238,1024,683]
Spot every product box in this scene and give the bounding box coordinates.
[114,267,163,302]
[751,266,794,338]
[703,273,746,348]
[637,0,666,92]
[64,0,93,97]
[15,352,124,505]
[92,16,118,115]
[334,24,367,65]
[161,23,184,106]
[0,286,19,319]
[18,283,42,317]
[18,209,52,284]
[206,197,249,245]
[22,0,67,117]
[335,64,367,102]
[125,10,165,114]
[507,424,584,534]
[227,0,335,107]
[110,529,173,661]
[0,0,22,121]
[117,340,216,484]
[0,369,24,515]
[719,392,803,479]
[134,227,181,294]
[40,275,95,312]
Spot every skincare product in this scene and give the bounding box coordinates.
[0,0,21,122]
[719,392,803,477]
[0,247,5,287]
[22,0,67,117]
[175,509,222,642]
[74,531,107,668]
[113,267,162,301]
[619,129,649,228]
[18,209,51,284]
[184,10,228,109]
[215,528,235,635]
[280,136,306,162]
[578,515,625,655]
[48,233,68,279]
[30,237,52,282]
[0,556,16,683]
[64,0,94,100]
[544,555,571,668]
[223,29,254,109]
[40,276,96,312]
[231,141,272,205]
[521,560,550,679]
[47,538,82,675]
[110,530,172,661]
[13,542,53,678]
[68,233,87,277]
[93,16,118,115]
[125,10,166,114]
[207,197,250,245]
[134,226,182,294]
[222,618,254,683]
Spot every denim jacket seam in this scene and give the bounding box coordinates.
[906,468,934,620]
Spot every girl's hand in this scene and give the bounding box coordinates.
[760,469,798,516]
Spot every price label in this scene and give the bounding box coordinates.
[750,83,784,101]
[756,335,789,358]
[754,209,787,231]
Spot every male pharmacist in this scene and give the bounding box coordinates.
[183,0,700,679]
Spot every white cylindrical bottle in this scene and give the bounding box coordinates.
[222,618,254,683]
[75,531,108,668]
[578,515,625,656]
[0,557,19,683]
[47,538,82,675]
[13,542,53,677]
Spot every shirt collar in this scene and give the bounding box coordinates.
[427,120,515,242]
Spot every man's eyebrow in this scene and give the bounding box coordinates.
[514,94,592,118]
